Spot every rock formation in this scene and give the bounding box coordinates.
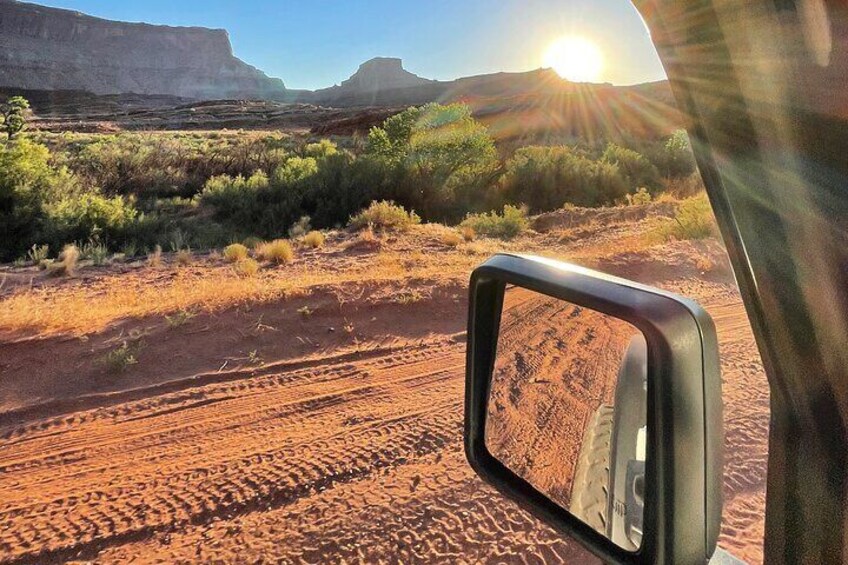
[0,0,286,99]
[306,58,437,106]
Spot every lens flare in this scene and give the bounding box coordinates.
[543,36,604,83]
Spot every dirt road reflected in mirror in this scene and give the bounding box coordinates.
[485,285,647,550]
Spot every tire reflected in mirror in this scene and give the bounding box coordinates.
[484,285,647,552]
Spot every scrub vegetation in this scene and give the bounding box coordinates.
[1,97,699,264]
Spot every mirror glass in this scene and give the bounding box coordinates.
[485,285,648,552]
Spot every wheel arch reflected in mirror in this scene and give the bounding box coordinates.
[464,254,722,565]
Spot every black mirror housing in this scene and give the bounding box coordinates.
[464,254,722,564]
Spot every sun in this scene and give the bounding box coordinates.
[543,36,604,83]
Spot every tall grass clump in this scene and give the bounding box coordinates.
[302,231,325,249]
[349,201,421,231]
[461,205,529,240]
[224,243,249,263]
[233,258,260,278]
[256,239,294,264]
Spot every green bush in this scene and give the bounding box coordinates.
[43,191,136,248]
[198,157,319,239]
[349,201,421,231]
[461,205,529,240]
[500,146,629,212]
[602,143,661,192]
[651,193,716,241]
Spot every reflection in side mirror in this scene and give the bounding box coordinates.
[465,254,723,565]
[485,288,647,551]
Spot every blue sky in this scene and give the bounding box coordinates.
[34,0,666,90]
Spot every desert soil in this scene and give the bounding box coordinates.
[0,209,769,564]
[486,291,638,513]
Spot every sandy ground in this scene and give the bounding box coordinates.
[0,212,769,564]
[486,291,638,513]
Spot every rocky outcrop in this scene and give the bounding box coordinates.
[308,58,436,106]
[0,0,286,99]
[336,57,432,93]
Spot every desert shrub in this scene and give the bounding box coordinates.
[233,258,260,277]
[120,241,139,259]
[461,205,529,240]
[664,172,705,198]
[288,216,312,239]
[103,341,141,373]
[304,153,390,229]
[645,130,697,178]
[256,239,294,264]
[304,139,339,159]
[349,201,421,231]
[80,238,110,266]
[199,158,318,239]
[368,103,500,221]
[224,243,249,263]
[66,132,293,199]
[602,143,661,192]
[500,146,629,212]
[165,310,196,328]
[302,231,325,249]
[26,244,49,264]
[0,139,71,260]
[650,193,717,241]
[42,192,136,249]
[626,187,653,206]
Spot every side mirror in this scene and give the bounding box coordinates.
[465,254,722,564]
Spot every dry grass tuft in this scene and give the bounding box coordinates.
[360,225,378,244]
[302,231,325,249]
[224,243,249,263]
[256,239,294,265]
[47,244,80,277]
[441,230,463,247]
[233,258,260,278]
[175,249,193,267]
[147,245,163,268]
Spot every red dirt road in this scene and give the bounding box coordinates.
[0,247,768,563]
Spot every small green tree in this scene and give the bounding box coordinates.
[1,96,31,140]
[367,103,499,221]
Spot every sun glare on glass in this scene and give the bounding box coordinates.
[543,36,604,83]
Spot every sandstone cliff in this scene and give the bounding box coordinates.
[0,0,286,99]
